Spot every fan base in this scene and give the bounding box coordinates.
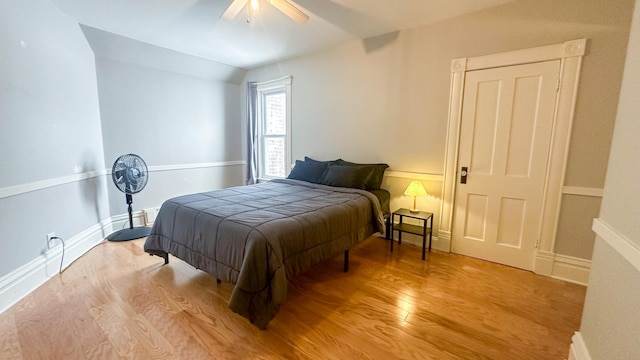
[107,227,151,242]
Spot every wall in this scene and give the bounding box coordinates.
[0,2,247,310]
[244,0,634,259]
[82,26,247,215]
[575,0,640,357]
[0,0,109,278]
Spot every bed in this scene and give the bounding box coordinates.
[144,158,389,329]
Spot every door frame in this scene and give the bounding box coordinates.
[438,39,587,276]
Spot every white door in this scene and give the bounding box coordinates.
[451,60,560,270]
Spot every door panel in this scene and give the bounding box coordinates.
[464,194,488,241]
[470,80,501,176]
[452,60,560,270]
[506,76,542,177]
[496,197,525,247]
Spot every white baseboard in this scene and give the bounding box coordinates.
[534,250,555,276]
[551,254,591,285]
[0,211,146,316]
[535,251,591,286]
[142,207,161,226]
[110,210,147,229]
[568,332,592,360]
[435,230,451,252]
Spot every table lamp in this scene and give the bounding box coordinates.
[404,181,427,213]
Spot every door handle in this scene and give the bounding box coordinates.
[460,167,468,184]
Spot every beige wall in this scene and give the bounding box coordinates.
[577,1,640,355]
[579,238,640,359]
[555,195,602,259]
[245,0,634,258]
[598,7,640,245]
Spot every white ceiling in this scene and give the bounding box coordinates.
[51,0,516,69]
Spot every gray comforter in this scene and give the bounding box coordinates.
[143,179,385,329]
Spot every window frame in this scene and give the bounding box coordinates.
[256,76,292,180]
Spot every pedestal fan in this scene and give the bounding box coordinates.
[106,153,151,241]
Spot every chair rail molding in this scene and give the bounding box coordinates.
[0,160,245,199]
[593,218,640,271]
[384,171,443,182]
[562,186,604,197]
[0,170,107,199]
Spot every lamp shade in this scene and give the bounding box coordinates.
[405,181,427,213]
[404,181,427,197]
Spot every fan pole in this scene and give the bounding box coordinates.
[126,194,134,229]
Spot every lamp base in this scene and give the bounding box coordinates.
[409,208,420,214]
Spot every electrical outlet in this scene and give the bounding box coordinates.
[46,232,57,249]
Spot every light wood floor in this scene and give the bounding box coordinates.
[0,236,586,360]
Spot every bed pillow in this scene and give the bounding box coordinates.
[369,189,391,215]
[337,159,389,190]
[322,164,371,190]
[304,156,340,166]
[287,160,328,184]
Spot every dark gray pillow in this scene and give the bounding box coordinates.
[322,164,371,190]
[287,160,328,184]
[304,156,340,166]
[337,159,389,190]
[370,189,391,215]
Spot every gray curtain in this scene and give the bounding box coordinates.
[246,81,258,185]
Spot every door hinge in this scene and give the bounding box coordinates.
[535,239,539,248]
[556,78,561,92]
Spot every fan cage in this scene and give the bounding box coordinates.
[112,153,148,195]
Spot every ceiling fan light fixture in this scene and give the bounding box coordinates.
[246,0,261,23]
[221,0,308,24]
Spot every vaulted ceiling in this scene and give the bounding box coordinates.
[52,0,517,69]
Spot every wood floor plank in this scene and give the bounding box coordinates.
[12,288,91,360]
[48,275,115,359]
[126,281,218,359]
[272,302,389,360]
[0,236,586,359]
[0,312,23,360]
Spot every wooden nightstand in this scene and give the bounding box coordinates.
[387,208,433,260]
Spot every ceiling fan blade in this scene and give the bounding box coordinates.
[268,0,309,23]
[221,0,248,21]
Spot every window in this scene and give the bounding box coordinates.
[257,77,292,179]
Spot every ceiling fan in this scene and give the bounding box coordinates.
[221,0,309,24]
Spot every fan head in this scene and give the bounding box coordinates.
[112,154,148,195]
